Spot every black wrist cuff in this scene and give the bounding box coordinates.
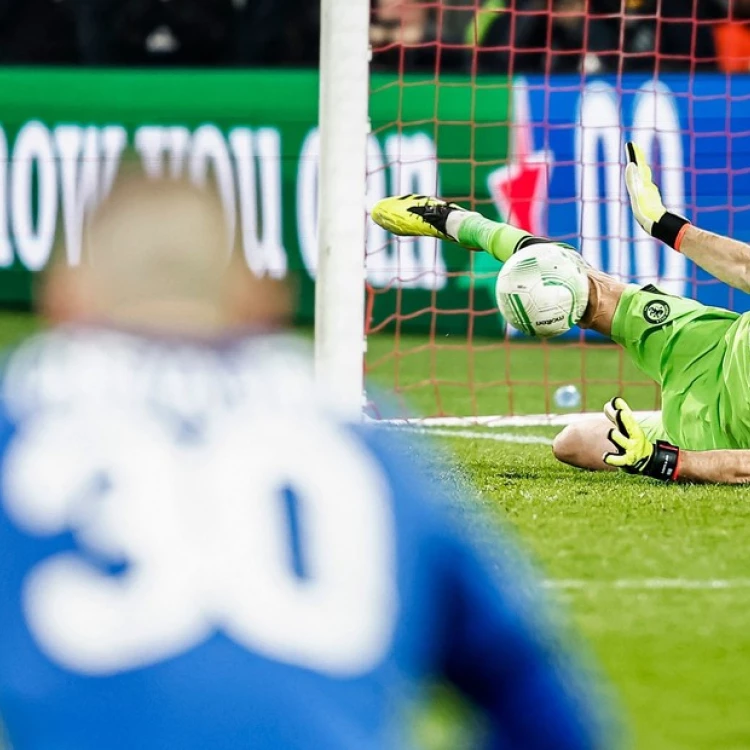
[645,441,681,481]
[652,212,690,249]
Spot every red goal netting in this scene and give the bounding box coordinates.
[364,0,747,423]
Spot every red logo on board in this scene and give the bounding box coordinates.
[488,82,554,236]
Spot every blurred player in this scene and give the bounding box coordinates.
[372,143,750,485]
[0,177,605,749]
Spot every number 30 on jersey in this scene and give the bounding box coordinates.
[2,407,397,677]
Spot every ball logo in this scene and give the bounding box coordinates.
[643,300,671,325]
[536,314,565,326]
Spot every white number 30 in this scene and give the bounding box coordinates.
[2,406,397,677]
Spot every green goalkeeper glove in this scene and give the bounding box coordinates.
[603,397,681,481]
[624,142,690,251]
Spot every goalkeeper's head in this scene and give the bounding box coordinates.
[40,174,291,337]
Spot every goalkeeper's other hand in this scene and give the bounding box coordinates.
[603,397,681,481]
[624,142,690,251]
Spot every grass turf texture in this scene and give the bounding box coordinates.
[366,332,660,418]
[0,315,747,748]
[368,332,750,749]
[426,433,750,749]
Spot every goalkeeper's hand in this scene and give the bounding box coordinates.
[624,142,690,251]
[603,397,681,481]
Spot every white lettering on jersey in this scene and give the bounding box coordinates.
[2,404,397,677]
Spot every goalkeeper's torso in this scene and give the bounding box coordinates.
[715,310,750,449]
[661,309,750,451]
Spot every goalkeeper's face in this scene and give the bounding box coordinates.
[40,176,293,337]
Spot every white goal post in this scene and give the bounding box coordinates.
[315,0,370,420]
[313,0,647,431]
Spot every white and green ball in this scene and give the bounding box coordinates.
[495,243,589,338]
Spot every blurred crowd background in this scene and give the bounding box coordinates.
[1,0,750,72]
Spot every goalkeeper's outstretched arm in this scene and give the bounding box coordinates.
[676,449,750,485]
[625,142,750,294]
[601,397,750,484]
[677,226,750,295]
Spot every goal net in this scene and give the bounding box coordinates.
[363,0,749,426]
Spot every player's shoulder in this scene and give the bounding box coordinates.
[347,422,431,484]
[345,421,467,533]
[0,326,328,420]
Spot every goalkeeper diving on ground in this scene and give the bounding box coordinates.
[372,143,750,485]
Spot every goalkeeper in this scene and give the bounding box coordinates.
[372,143,750,485]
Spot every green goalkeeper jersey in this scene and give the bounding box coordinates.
[612,285,750,451]
[455,212,750,451]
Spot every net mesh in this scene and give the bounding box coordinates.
[365,0,745,422]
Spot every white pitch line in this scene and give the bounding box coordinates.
[395,426,554,445]
[543,578,750,591]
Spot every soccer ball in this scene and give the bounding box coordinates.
[495,243,589,338]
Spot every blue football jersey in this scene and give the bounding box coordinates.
[0,328,602,750]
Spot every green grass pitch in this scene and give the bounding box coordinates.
[0,313,748,748]
[367,332,750,749]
